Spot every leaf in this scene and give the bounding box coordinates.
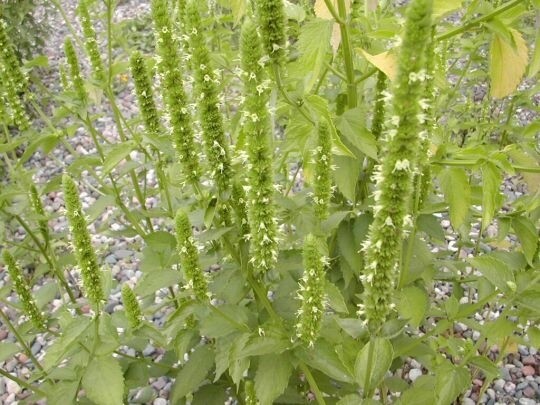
[296,340,354,383]
[0,342,19,362]
[333,155,361,202]
[199,305,250,339]
[489,28,528,98]
[398,286,428,327]
[254,353,293,405]
[325,282,349,314]
[335,317,367,339]
[512,216,538,266]
[239,336,290,358]
[358,49,397,80]
[396,376,437,405]
[469,255,515,293]
[43,317,92,370]
[528,26,540,78]
[440,167,470,229]
[102,140,137,175]
[229,0,247,25]
[335,108,378,160]
[355,338,394,393]
[134,269,179,297]
[170,345,214,402]
[82,356,124,405]
[468,356,499,379]
[284,0,306,21]
[435,362,471,405]
[433,0,462,19]
[292,19,333,92]
[314,0,351,52]
[481,162,503,227]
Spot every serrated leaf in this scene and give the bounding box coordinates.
[333,155,361,202]
[335,108,378,160]
[170,345,214,402]
[512,216,538,266]
[358,49,397,80]
[335,317,367,339]
[489,29,528,98]
[398,286,428,327]
[468,356,499,379]
[102,141,137,175]
[134,269,179,297]
[254,353,293,405]
[481,162,503,226]
[297,340,354,383]
[469,255,515,293]
[292,19,333,92]
[440,167,470,229]
[325,282,349,314]
[43,317,92,370]
[82,356,124,405]
[0,342,19,362]
[435,362,471,404]
[396,376,436,405]
[239,336,290,358]
[355,338,393,393]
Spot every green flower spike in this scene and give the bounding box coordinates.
[185,1,232,195]
[64,38,88,106]
[313,120,333,221]
[295,234,326,348]
[121,285,143,329]
[63,174,104,307]
[361,0,433,330]
[152,0,201,185]
[3,250,46,330]
[231,182,250,238]
[244,380,258,405]
[29,185,50,245]
[253,0,287,67]
[0,63,30,129]
[130,51,161,136]
[77,0,105,82]
[0,19,27,91]
[241,20,278,274]
[371,70,388,140]
[175,209,209,301]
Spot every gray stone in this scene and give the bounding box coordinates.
[153,398,167,405]
[504,381,516,393]
[115,249,133,259]
[105,254,117,265]
[5,379,20,395]
[518,399,536,405]
[487,388,496,399]
[494,379,506,391]
[462,398,475,405]
[517,381,529,390]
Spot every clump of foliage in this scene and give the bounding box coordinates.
[0,0,539,404]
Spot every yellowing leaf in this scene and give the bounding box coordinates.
[358,49,397,80]
[432,0,462,20]
[528,27,540,78]
[314,0,351,53]
[489,29,528,99]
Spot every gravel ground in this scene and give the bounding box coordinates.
[0,1,538,404]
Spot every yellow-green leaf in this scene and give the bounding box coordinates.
[489,29,528,99]
[433,0,462,19]
[358,49,397,81]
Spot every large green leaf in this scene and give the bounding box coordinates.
[335,108,378,160]
[170,345,214,402]
[481,162,503,227]
[333,155,361,202]
[82,356,124,405]
[469,255,515,293]
[398,286,428,328]
[0,342,19,362]
[354,338,394,393]
[102,140,137,175]
[254,353,293,405]
[296,340,354,383]
[435,362,471,404]
[512,216,538,266]
[440,167,470,229]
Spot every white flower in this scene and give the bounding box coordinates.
[393,159,410,172]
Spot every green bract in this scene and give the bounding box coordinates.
[253,0,287,67]
[240,19,278,275]
[3,250,46,330]
[64,38,88,106]
[151,0,201,185]
[121,285,143,329]
[361,0,433,330]
[313,120,333,221]
[62,174,104,307]
[295,234,326,347]
[175,209,208,301]
[186,1,232,197]
[130,51,161,136]
[77,0,105,82]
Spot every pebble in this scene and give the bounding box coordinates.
[504,381,516,394]
[0,330,8,340]
[462,398,475,405]
[518,399,536,405]
[523,365,536,377]
[5,379,21,395]
[487,388,496,399]
[153,398,167,405]
[523,386,536,398]
[522,356,537,366]
[115,249,133,259]
[494,379,506,391]
[409,368,422,382]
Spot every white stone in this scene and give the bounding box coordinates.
[409,368,422,382]
[153,398,167,405]
[5,379,21,394]
[462,398,475,405]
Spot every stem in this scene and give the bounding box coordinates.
[336,0,357,108]
[299,362,327,405]
[0,368,46,397]
[0,307,46,373]
[322,0,345,24]
[272,65,315,125]
[285,161,302,197]
[436,0,525,42]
